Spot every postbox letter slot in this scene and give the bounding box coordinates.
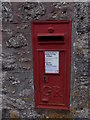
[38,34,64,44]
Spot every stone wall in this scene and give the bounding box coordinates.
[1,2,89,119]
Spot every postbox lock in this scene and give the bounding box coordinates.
[43,76,46,83]
[48,27,54,33]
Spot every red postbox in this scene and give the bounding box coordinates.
[31,20,71,110]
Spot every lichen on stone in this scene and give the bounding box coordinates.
[6,33,27,48]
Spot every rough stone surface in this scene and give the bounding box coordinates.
[6,33,27,48]
[18,3,46,21]
[2,2,13,22]
[2,2,89,119]
[2,54,17,71]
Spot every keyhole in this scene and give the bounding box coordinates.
[44,76,46,83]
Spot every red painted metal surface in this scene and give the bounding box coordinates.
[31,20,71,110]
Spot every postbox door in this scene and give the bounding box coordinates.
[38,50,66,106]
[31,20,71,110]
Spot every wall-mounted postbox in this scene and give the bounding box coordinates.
[31,20,71,110]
